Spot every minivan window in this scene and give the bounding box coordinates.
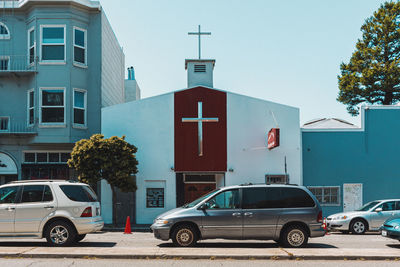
[183,189,218,208]
[281,188,315,208]
[0,186,18,204]
[59,185,97,202]
[21,185,53,203]
[243,187,283,209]
[206,189,239,209]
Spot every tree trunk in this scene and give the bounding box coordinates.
[110,185,117,226]
[383,91,393,105]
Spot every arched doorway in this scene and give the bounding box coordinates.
[0,152,18,184]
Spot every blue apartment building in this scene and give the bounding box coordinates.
[0,0,128,185]
[303,106,400,217]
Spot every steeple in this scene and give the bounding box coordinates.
[185,25,215,88]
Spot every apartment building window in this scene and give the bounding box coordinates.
[0,56,10,70]
[40,25,66,62]
[0,117,10,131]
[73,27,87,66]
[40,88,65,124]
[0,22,10,39]
[28,27,35,65]
[27,89,35,126]
[308,186,340,206]
[22,151,72,180]
[73,89,86,126]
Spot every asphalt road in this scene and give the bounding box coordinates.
[1,259,400,267]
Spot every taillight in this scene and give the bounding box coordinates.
[317,210,323,223]
[81,207,92,217]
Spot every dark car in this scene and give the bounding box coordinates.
[151,184,325,248]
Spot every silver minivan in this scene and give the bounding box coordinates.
[151,184,325,248]
[0,180,104,246]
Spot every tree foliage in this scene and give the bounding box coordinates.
[68,134,138,225]
[338,2,400,115]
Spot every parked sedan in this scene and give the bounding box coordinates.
[327,199,400,234]
[380,218,400,241]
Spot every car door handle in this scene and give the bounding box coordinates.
[44,206,54,209]
[5,207,15,211]
[232,212,241,217]
[244,212,253,217]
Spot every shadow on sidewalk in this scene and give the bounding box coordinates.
[387,244,400,249]
[0,241,116,248]
[158,242,336,249]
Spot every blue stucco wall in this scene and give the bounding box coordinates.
[302,107,400,216]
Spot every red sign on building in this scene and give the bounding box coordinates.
[267,128,280,150]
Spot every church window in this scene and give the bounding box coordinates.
[308,186,340,206]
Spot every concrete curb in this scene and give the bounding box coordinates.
[2,253,400,261]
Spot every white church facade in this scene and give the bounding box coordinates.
[100,57,302,224]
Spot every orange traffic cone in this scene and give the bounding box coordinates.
[124,216,132,234]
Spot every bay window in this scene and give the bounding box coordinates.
[41,25,65,62]
[73,27,87,65]
[73,89,86,126]
[40,88,65,124]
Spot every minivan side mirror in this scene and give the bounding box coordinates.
[375,207,383,212]
[198,203,209,210]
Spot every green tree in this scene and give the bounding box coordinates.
[338,2,400,115]
[68,134,138,226]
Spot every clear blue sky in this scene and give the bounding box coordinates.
[100,0,389,125]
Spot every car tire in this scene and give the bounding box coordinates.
[45,220,77,247]
[75,234,86,242]
[280,225,309,248]
[350,219,367,234]
[171,224,198,247]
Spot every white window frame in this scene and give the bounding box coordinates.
[73,88,87,128]
[73,26,87,67]
[40,24,66,64]
[27,26,36,66]
[0,22,10,40]
[39,87,66,127]
[0,116,10,132]
[307,186,341,206]
[27,89,35,127]
[0,56,10,70]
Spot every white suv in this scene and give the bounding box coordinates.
[0,180,104,246]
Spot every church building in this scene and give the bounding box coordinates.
[100,54,302,224]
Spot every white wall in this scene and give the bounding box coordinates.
[101,11,125,107]
[101,93,175,224]
[226,92,302,186]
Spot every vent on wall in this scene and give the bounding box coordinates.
[194,64,206,73]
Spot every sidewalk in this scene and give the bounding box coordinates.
[0,232,399,261]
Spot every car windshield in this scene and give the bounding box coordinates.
[357,201,380,211]
[182,189,219,208]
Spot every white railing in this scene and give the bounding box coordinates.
[0,55,37,72]
[0,120,36,134]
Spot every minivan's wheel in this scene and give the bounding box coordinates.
[171,224,198,247]
[45,220,77,247]
[75,234,86,242]
[280,225,308,248]
[350,219,367,234]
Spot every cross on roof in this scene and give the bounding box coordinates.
[188,25,211,59]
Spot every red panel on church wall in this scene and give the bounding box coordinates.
[174,86,227,172]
